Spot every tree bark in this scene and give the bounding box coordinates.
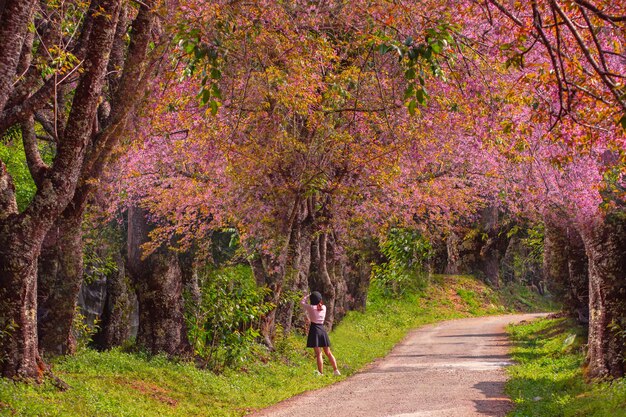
[126,206,191,356]
[0,0,37,113]
[92,251,135,350]
[275,199,313,334]
[344,237,379,312]
[309,232,338,329]
[249,254,283,349]
[544,220,589,321]
[583,213,626,380]
[0,162,18,217]
[0,223,43,379]
[37,211,83,356]
[444,228,484,277]
[327,233,348,324]
[179,250,202,307]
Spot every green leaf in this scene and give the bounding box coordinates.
[211,84,222,99]
[209,100,220,115]
[619,114,626,131]
[184,42,196,54]
[200,88,211,105]
[405,68,416,80]
[404,84,415,100]
[415,88,426,105]
[210,68,221,80]
[408,99,417,115]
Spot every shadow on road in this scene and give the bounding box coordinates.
[473,381,513,416]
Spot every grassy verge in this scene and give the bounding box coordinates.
[0,275,552,417]
[506,317,626,417]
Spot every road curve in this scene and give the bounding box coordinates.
[250,313,546,417]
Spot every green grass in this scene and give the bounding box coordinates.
[0,275,552,416]
[506,317,626,417]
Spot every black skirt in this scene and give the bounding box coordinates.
[307,323,331,348]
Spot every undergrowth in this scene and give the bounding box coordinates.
[0,274,552,417]
[506,317,626,417]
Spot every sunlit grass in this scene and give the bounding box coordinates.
[506,317,626,417]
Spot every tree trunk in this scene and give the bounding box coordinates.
[344,237,379,312]
[37,212,83,356]
[544,220,589,320]
[477,206,509,288]
[126,206,190,356]
[327,233,348,324]
[249,254,282,349]
[92,251,135,350]
[444,230,481,276]
[583,213,626,380]
[567,230,589,322]
[179,250,201,308]
[309,232,338,329]
[275,201,313,334]
[0,223,43,379]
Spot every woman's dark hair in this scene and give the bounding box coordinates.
[310,291,322,305]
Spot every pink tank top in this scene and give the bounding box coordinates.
[301,295,326,324]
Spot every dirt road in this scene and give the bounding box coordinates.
[250,314,545,417]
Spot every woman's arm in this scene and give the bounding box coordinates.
[300,293,310,306]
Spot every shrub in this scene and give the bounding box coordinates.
[186,265,273,371]
[371,228,434,297]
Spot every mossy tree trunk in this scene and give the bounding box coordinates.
[127,206,191,356]
[0,220,43,379]
[37,210,84,356]
[92,251,135,350]
[544,219,589,321]
[583,213,626,380]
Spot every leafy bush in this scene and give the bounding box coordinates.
[186,265,273,371]
[71,307,100,353]
[371,228,434,297]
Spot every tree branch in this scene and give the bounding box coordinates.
[487,0,524,27]
[573,0,626,23]
[82,0,157,181]
[0,0,37,113]
[550,0,626,111]
[21,116,49,186]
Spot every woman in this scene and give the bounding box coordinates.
[301,291,340,376]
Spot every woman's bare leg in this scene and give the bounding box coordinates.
[323,347,338,371]
[314,347,323,373]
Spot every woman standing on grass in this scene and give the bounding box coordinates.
[301,291,341,376]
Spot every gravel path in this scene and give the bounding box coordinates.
[250,313,546,417]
